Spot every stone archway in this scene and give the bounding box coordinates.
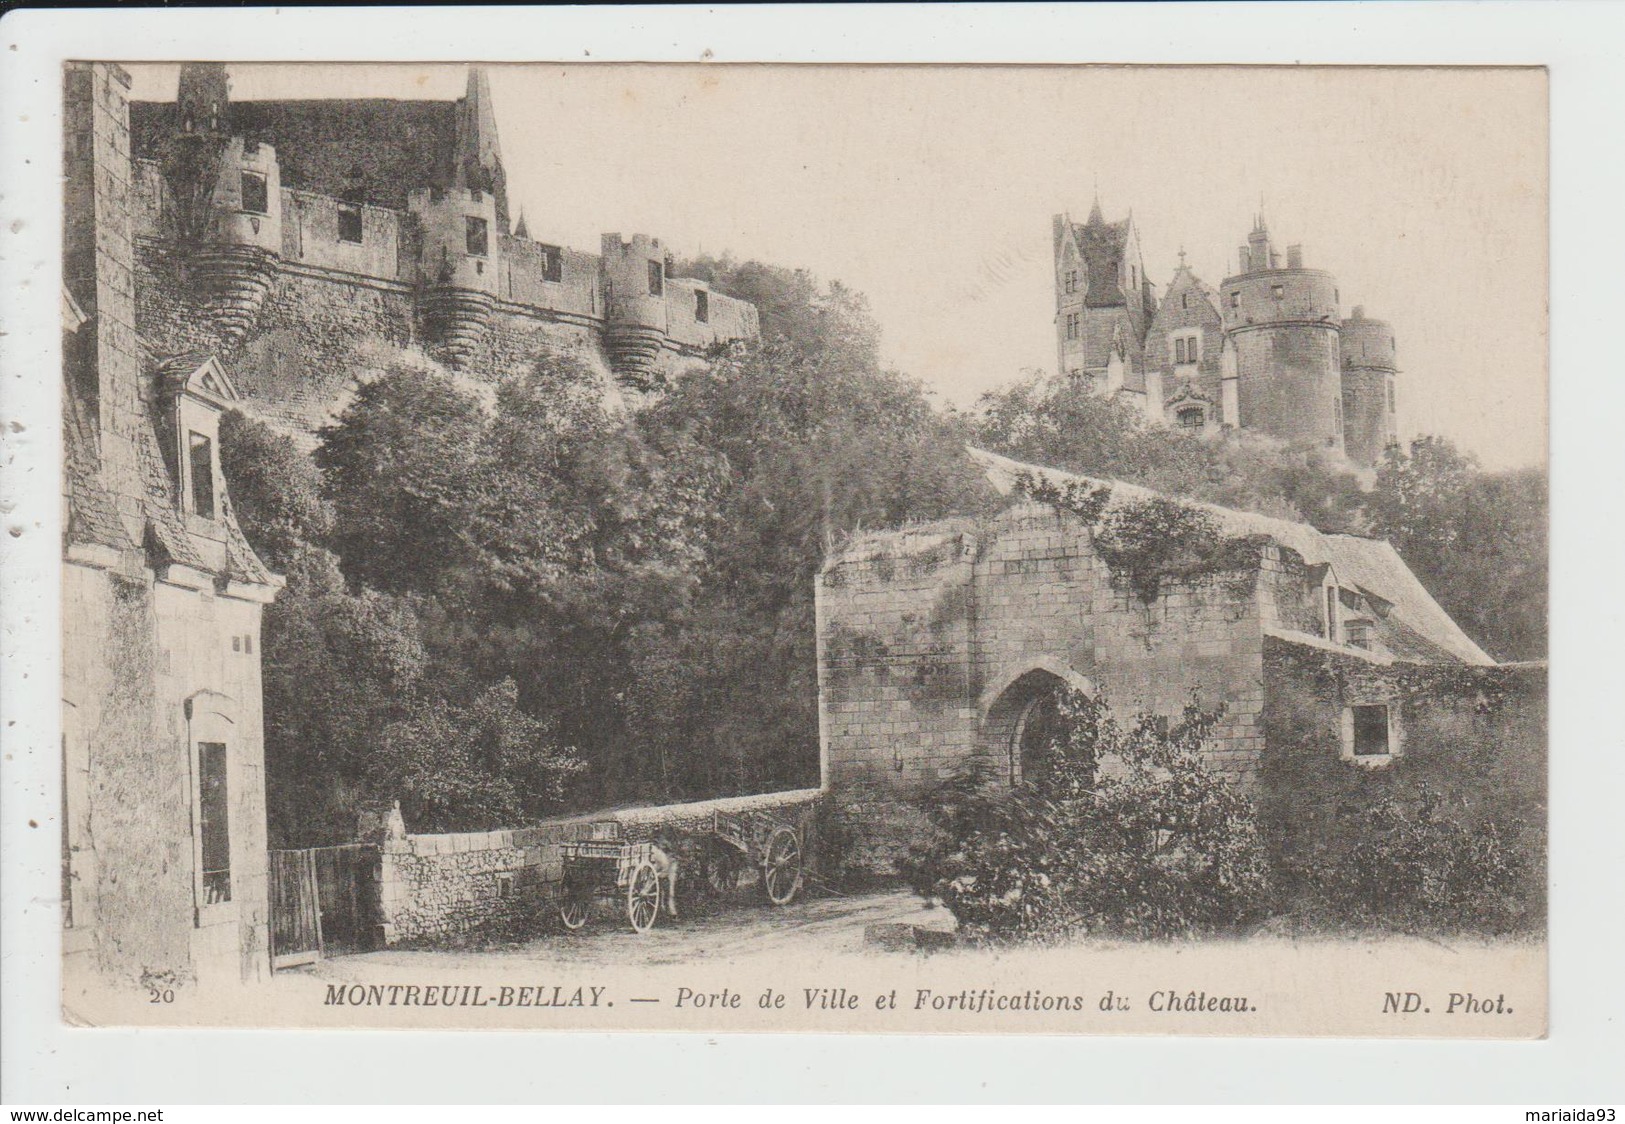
[980,665,1095,786]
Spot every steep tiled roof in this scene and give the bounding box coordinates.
[130,99,460,210]
[62,387,131,553]
[1072,217,1131,308]
[964,447,1495,666]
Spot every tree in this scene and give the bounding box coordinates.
[217,410,332,572]
[1370,437,1547,660]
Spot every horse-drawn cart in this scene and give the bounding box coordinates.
[701,807,805,906]
[556,824,667,934]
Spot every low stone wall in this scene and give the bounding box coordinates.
[376,789,824,945]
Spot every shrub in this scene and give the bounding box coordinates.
[1296,787,1536,936]
[903,690,1272,941]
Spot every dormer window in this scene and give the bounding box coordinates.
[241,171,268,216]
[1229,291,1240,309]
[1271,283,1285,300]
[1064,270,1079,295]
[1176,407,1204,431]
[188,432,216,519]
[465,216,489,257]
[1182,293,1190,310]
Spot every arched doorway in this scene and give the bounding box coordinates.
[981,667,1094,786]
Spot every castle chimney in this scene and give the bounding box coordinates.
[1287,244,1303,269]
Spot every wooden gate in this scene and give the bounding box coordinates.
[268,844,380,970]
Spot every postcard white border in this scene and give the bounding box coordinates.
[3,1,1621,1104]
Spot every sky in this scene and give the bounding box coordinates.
[125,63,1548,469]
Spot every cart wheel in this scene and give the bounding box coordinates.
[558,887,590,931]
[627,861,662,933]
[762,825,803,906]
[703,845,746,896]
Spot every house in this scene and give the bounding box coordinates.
[816,447,1545,872]
[62,62,282,993]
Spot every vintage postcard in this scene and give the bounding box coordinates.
[54,59,1547,1038]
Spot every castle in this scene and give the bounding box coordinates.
[123,64,760,443]
[1053,202,1399,466]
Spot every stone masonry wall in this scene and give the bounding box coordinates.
[819,503,1271,874]
[378,790,822,944]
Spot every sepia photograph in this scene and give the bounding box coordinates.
[47,55,1553,1039]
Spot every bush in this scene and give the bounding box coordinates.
[903,691,1272,941]
[1296,788,1536,936]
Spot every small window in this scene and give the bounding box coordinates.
[465,216,489,257]
[1229,291,1240,309]
[1064,270,1078,295]
[1271,283,1285,300]
[1176,407,1204,431]
[244,634,253,655]
[337,202,363,244]
[188,431,215,519]
[647,259,664,297]
[198,742,231,904]
[539,245,563,283]
[494,871,515,899]
[1386,381,1396,413]
[1324,584,1339,642]
[1174,338,1186,365]
[1182,293,1190,310]
[695,289,709,323]
[1350,705,1391,757]
[240,171,269,216]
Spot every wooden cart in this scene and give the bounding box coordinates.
[701,808,805,906]
[556,823,665,934]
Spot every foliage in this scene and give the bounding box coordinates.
[1369,437,1547,661]
[218,410,332,572]
[975,368,1368,532]
[1091,497,1264,603]
[1292,787,1536,936]
[1011,469,1112,526]
[904,691,1272,941]
[369,678,583,834]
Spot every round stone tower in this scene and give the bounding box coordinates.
[1218,219,1345,452]
[601,232,671,388]
[1339,306,1399,466]
[192,136,284,344]
[171,63,284,347]
[409,185,501,366]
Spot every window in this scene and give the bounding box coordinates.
[647,259,664,297]
[494,871,515,899]
[1182,293,1190,310]
[1174,338,1186,364]
[198,742,231,904]
[1324,584,1339,642]
[465,216,489,257]
[539,245,562,283]
[240,171,268,216]
[1176,406,1204,431]
[1350,705,1391,757]
[1230,291,1240,309]
[1063,270,1078,295]
[695,289,709,323]
[1271,283,1285,300]
[188,431,215,519]
[337,202,363,244]
[1387,381,1396,413]
[1065,312,1080,341]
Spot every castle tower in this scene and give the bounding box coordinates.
[409,185,501,366]
[1339,306,1399,466]
[1217,216,1345,452]
[601,232,671,388]
[1053,200,1154,395]
[170,64,283,347]
[453,67,510,235]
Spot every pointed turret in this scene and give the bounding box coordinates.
[454,67,509,233]
[513,209,530,240]
[1086,193,1106,227]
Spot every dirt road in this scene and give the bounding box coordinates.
[313,889,955,979]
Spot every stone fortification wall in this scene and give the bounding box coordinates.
[377,789,822,944]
